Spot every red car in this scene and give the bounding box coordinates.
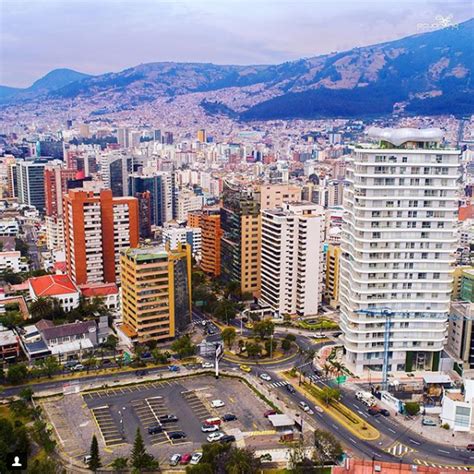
[180,453,192,465]
[264,410,276,418]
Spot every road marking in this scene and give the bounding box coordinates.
[351,403,359,409]
[349,437,357,444]
[409,439,420,445]
[331,424,339,430]
[388,428,396,434]
[437,449,450,454]
[385,442,416,457]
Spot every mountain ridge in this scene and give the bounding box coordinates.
[1,19,472,119]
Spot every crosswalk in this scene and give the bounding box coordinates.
[385,442,416,457]
[414,459,472,471]
[269,381,288,388]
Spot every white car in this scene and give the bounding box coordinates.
[207,432,224,443]
[169,454,181,466]
[211,399,225,408]
[259,373,272,381]
[202,362,214,369]
[299,401,310,412]
[312,333,325,339]
[314,405,324,413]
[190,452,203,465]
[201,424,219,432]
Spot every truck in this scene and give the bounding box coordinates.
[355,390,376,406]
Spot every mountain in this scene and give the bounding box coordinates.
[0,68,92,103]
[1,19,472,119]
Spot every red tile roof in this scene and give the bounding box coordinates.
[53,261,67,273]
[29,275,79,297]
[79,282,119,298]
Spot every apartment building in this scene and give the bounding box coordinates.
[325,244,341,309]
[340,128,459,374]
[162,225,202,259]
[189,211,222,277]
[177,190,204,221]
[64,188,139,285]
[260,202,324,317]
[120,244,192,343]
[16,159,47,212]
[220,182,261,296]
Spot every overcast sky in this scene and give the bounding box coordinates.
[1,0,472,87]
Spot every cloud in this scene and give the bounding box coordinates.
[1,0,472,87]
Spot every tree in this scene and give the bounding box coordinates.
[224,280,241,299]
[214,299,238,322]
[15,238,29,257]
[131,428,159,471]
[252,320,274,339]
[264,338,277,356]
[29,297,54,320]
[285,333,296,342]
[404,401,420,416]
[313,428,343,466]
[319,386,341,405]
[19,387,34,402]
[7,364,29,384]
[281,338,292,351]
[245,342,262,358]
[226,447,261,474]
[171,335,197,358]
[84,356,98,373]
[110,457,128,472]
[27,457,60,474]
[151,348,168,364]
[103,334,119,352]
[39,356,61,378]
[88,435,101,472]
[221,327,236,348]
[289,440,315,473]
[0,270,23,285]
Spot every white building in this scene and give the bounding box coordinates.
[162,226,202,259]
[177,190,204,221]
[440,379,474,433]
[0,220,19,237]
[260,202,325,316]
[45,215,65,251]
[28,274,80,312]
[0,250,28,273]
[340,128,460,374]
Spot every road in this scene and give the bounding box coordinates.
[5,311,472,468]
[23,224,41,270]
[192,312,473,467]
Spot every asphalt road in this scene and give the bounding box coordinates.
[5,311,472,468]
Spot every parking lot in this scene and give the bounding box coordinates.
[43,374,278,467]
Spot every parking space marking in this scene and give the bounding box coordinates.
[91,405,124,447]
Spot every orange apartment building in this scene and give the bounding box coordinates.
[189,210,222,277]
[64,188,139,285]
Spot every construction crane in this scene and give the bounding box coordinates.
[355,307,474,389]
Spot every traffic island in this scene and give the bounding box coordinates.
[280,371,380,441]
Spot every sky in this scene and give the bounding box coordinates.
[1,0,472,87]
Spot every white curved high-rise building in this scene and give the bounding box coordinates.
[340,128,460,375]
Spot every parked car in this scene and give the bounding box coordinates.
[202,362,214,369]
[312,333,325,339]
[180,453,192,464]
[72,364,84,371]
[467,444,474,451]
[211,399,225,408]
[83,455,91,464]
[239,364,251,373]
[190,452,203,465]
[65,360,79,369]
[380,408,390,417]
[135,369,148,376]
[168,431,187,440]
[201,424,219,432]
[204,417,222,426]
[169,454,181,466]
[220,435,236,443]
[148,425,163,434]
[260,453,272,462]
[207,432,224,443]
[259,373,272,381]
[264,410,276,418]
[101,358,112,366]
[159,414,178,423]
[222,413,237,422]
[422,418,437,426]
[286,384,296,394]
[168,365,180,372]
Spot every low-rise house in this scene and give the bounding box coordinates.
[440,379,474,433]
[28,274,80,312]
[0,250,29,273]
[79,282,120,312]
[0,325,21,361]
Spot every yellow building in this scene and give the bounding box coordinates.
[452,266,474,300]
[120,243,192,344]
[325,244,341,309]
[197,129,206,142]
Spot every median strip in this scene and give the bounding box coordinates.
[280,371,380,441]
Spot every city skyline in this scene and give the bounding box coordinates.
[1,0,472,87]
